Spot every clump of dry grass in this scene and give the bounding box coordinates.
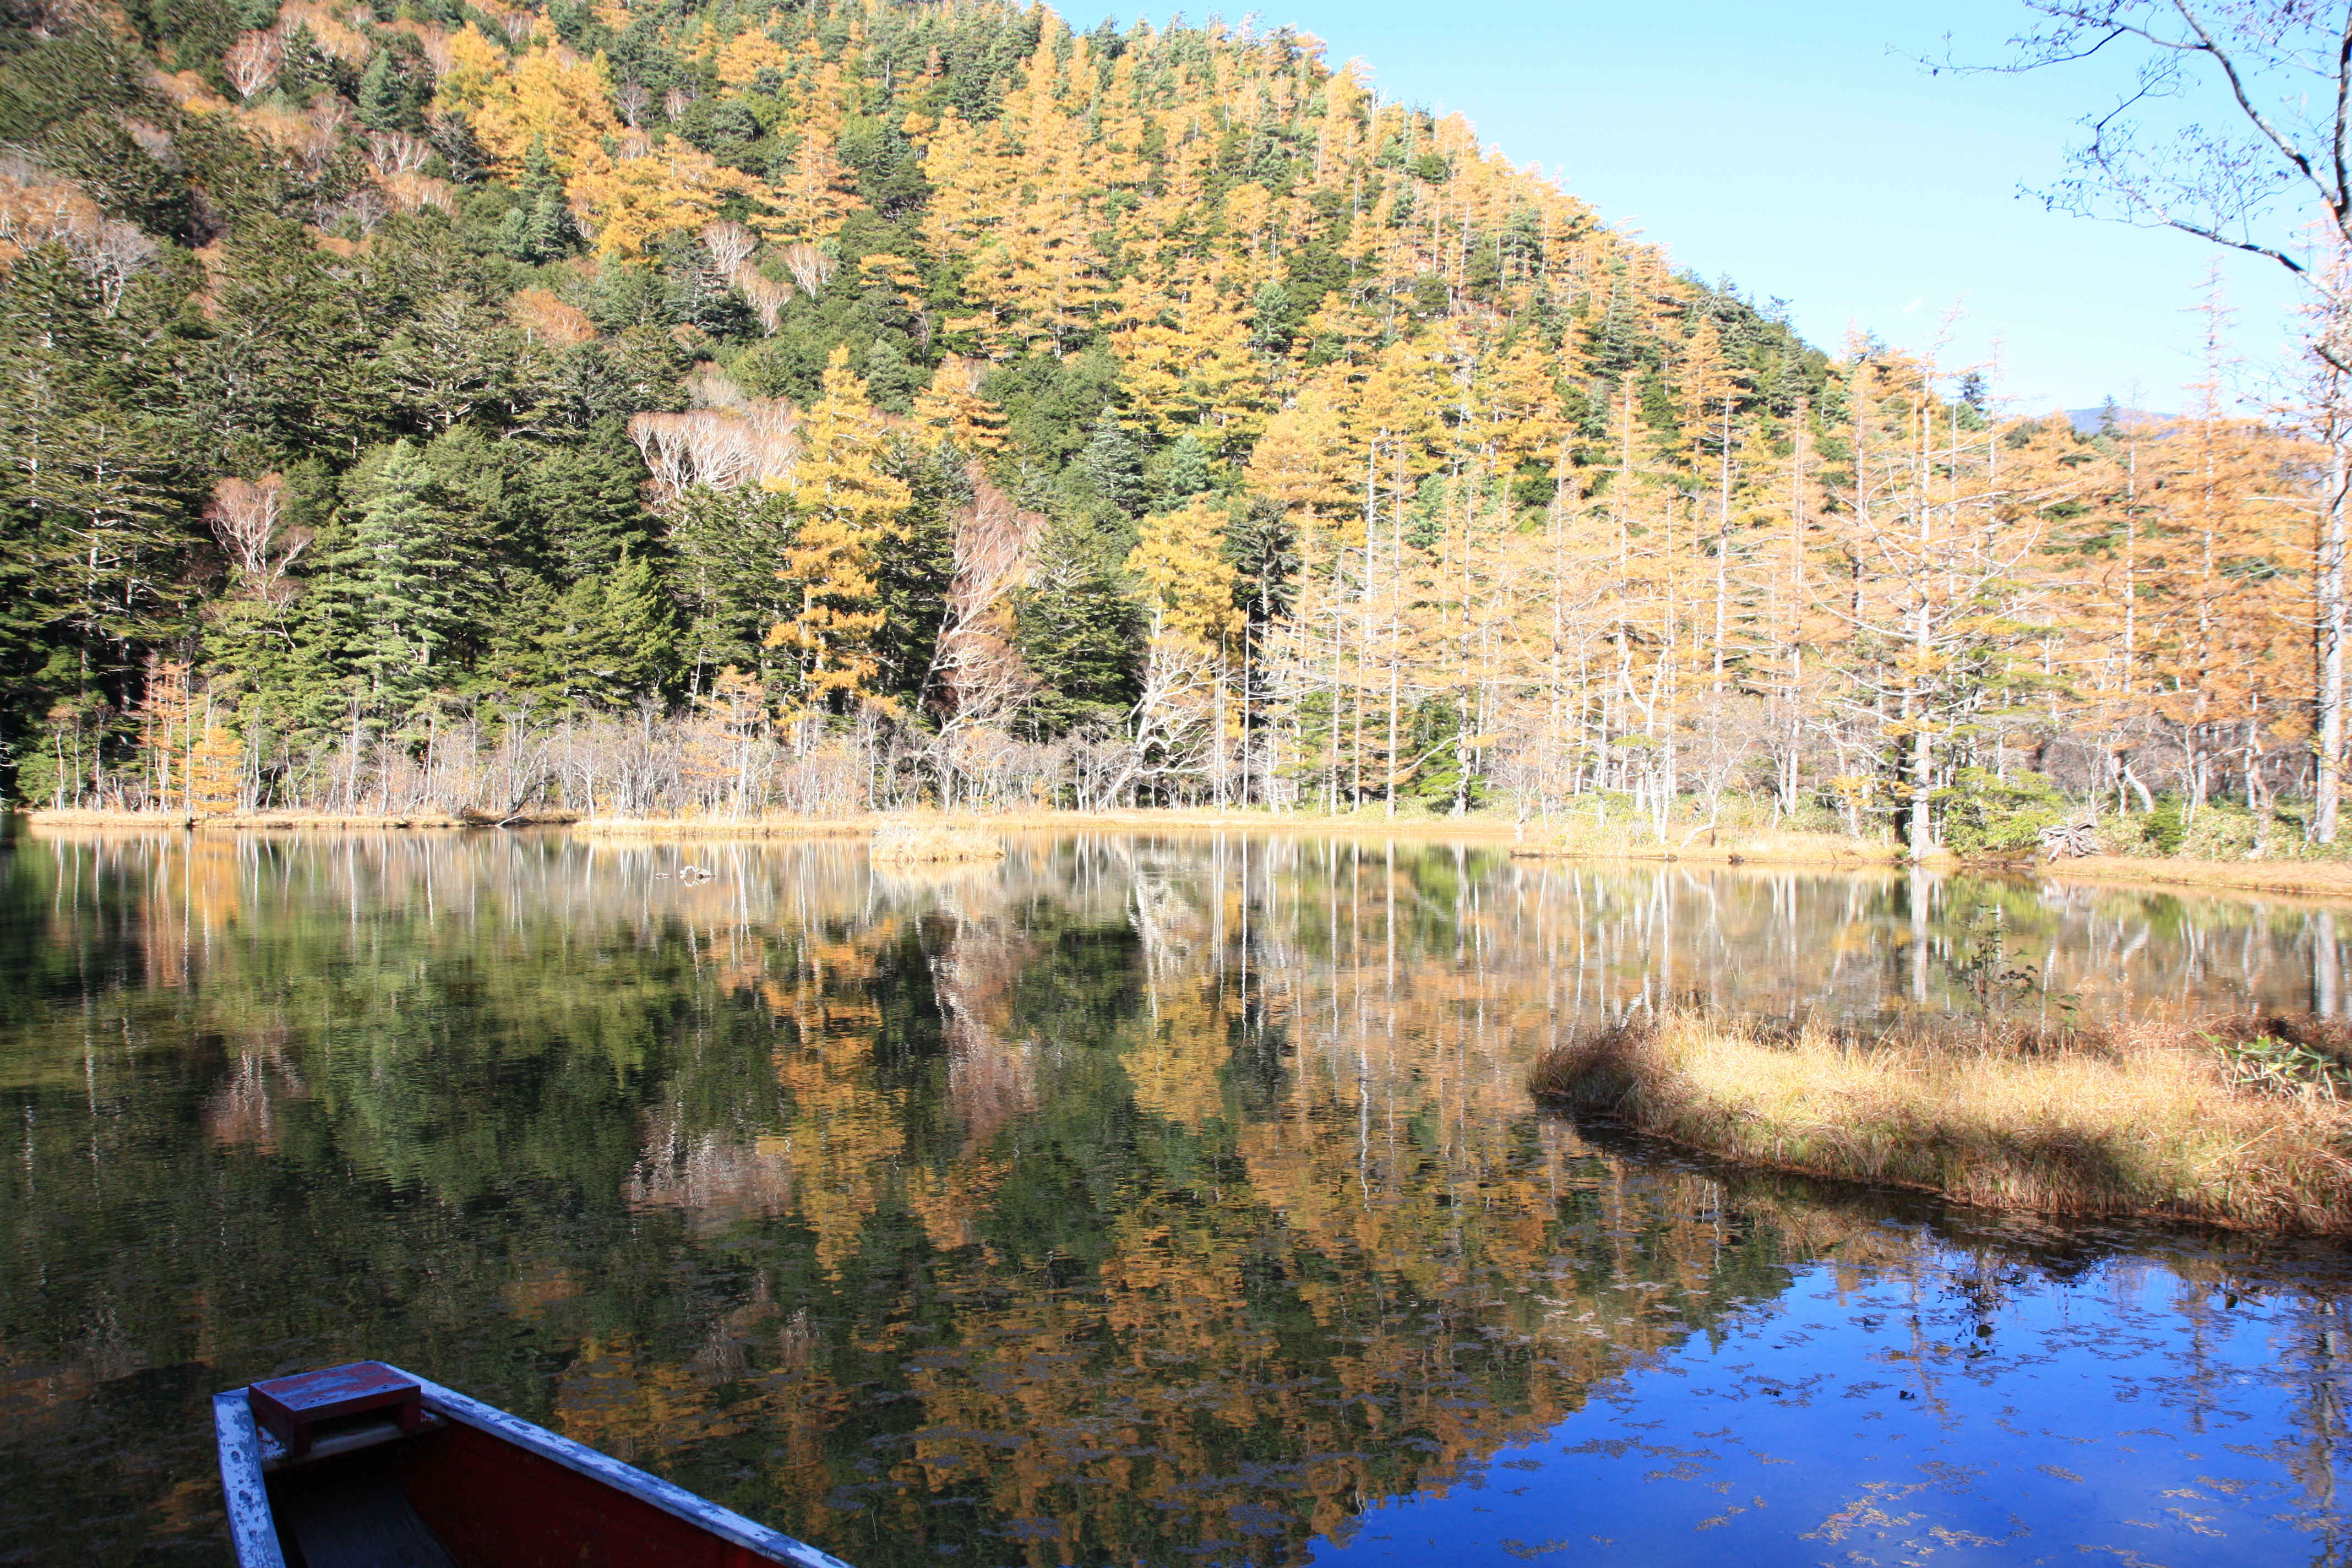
[1528,1008,2352,1233]
[1718,828,1902,865]
[574,814,867,837]
[1509,819,1899,865]
[869,823,1005,865]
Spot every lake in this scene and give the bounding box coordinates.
[1,825,2347,1567]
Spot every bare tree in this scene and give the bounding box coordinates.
[1983,5,2352,307]
[224,29,281,99]
[365,131,432,178]
[206,475,309,586]
[779,242,832,297]
[628,400,801,504]
[921,472,1046,796]
[614,80,649,130]
[738,273,793,334]
[701,220,756,283]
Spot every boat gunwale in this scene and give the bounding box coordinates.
[213,1364,853,1568]
[212,1391,290,1568]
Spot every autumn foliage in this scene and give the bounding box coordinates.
[0,0,2328,847]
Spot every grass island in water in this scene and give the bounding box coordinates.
[1529,1009,2352,1233]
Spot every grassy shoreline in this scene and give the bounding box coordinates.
[1529,1010,2352,1234]
[2040,853,2352,900]
[20,806,2352,900]
[20,808,493,829]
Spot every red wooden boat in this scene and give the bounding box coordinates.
[213,1360,853,1568]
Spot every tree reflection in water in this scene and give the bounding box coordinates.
[0,827,2345,1566]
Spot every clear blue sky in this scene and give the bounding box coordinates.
[1135,1,2305,413]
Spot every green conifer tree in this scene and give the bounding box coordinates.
[497,138,576,264]
[357,51,405,133]
[1014,513,1141,733]
[534,546,677,707]
[1076,408,1145,516]
[590,545,678,699]
[532,421,651,581]
[1154,432,1216,509]
[326,441,462,726]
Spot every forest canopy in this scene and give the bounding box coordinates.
[0,0,2315,843]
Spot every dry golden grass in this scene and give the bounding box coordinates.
[573,814,868,837]
[1509,821,1902,867]
[22,808,478,829]
[2048,853,2352,900]
[573,807,1543,841]
[1529,1009,2352,1233]
[1723,828,1905,865]
[869,823,1005,865]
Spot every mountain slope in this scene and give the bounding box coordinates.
[0,0,2305,835]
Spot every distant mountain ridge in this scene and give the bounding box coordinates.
[2067,406,2171,435]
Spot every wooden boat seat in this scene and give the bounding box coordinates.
[275,1471,456,1568]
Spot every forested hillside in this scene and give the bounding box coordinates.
[0,0,2321,843]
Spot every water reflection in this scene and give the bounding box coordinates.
[0,827,2345,1566]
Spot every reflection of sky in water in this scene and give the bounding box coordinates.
[1312,1246,2349,1567]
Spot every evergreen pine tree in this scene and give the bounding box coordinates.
[497,138,577,264]
[1076,408,1144,515]
[859,337,925,414]
[201,219,380,467]
[530,547,677,707]
[1154,432,1216,509]
[1014,512,1140,732]
[591,545,678,698]
[669,483,799,688]
[357,51,405,133]
[326,441,462,726]
[532,421,651,581]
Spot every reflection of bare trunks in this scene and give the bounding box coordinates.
[627,1106,796,1235]
[2320,910,2343,1020]
[927,910,1039,1160]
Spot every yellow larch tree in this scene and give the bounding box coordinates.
[764,348,915,738]
[434,32,619,176]
[565,137,753,258]
[911,357,1008,452]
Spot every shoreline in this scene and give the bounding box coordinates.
[18,808,2352,900]
[15,808,573,830]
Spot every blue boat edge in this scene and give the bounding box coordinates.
[212,1362,856,1568]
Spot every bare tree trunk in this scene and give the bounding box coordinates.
[1910,600,1935,853]
[2320,434,2349,843]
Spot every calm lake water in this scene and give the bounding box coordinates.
[2,825,2349,1567]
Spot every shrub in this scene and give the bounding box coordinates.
[2142,797,2187,856]
[2179,801,2260,860]
[1939,768,2068,858]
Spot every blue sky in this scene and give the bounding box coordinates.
[1136,1,2307,413]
